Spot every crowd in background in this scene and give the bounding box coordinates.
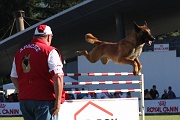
[67,85,177,100]
[0,93,18,102]
[65,88,132,100]
[0,90,131,102]
[144,85,176,100]
[1,85,177,102]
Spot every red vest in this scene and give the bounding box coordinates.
[15,38,59,101]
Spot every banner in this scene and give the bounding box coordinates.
[145,99,180,114]
[58,98,139,120]
[1,99,180,117]
[0,98,139,120]
[154,44,169,51]
[0,102,22,115]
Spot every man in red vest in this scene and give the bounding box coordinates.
[10,24,64,120]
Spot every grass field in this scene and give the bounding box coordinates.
[1,115,180,120]
[145,115,180,120]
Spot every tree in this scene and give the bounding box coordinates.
[0,75,11,87]
[0,0,83,40]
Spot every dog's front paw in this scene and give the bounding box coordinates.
[133,71,139,76]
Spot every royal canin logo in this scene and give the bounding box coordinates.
[0,104,6,108]
[158,101,166,106]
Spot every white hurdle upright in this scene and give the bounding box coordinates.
[62,72,145,120]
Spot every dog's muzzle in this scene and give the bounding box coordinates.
[147,37,155,46]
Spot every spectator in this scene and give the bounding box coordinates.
[96,89,107,99]
[149,85,159,99]
[119,92,126,98]
[0,91,5,102]
[161,89,169,99]
[82,93,91,99]
[144,89,152,100]
[102,89,112,98]
[114,92,120,98]
[109,93,114,98]
[168,86,176,99]
[105,89,114,98]
[126,92,131,98]
[7,94,14,102]
[102,93,109,99]
[90,93,97,99]
[71,88,77,99]
[65,92,71,100]
[77,88,86,99]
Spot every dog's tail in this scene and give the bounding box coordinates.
[85,33,102,45]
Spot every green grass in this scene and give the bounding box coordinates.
[0,117,23,120]
[144,115,180,120]
[1,115,180,120]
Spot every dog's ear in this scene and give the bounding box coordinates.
[134,21,141,32]
[144,21,147,26]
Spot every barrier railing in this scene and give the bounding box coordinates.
[63,72,145,120]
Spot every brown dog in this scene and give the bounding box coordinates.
[76,21,155,75]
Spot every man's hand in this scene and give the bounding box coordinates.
[51,99,60,116]
[52,75,63,116]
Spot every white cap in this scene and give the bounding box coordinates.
[34,24,52,35]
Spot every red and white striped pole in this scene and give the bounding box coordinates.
[59,72,139,76]
[63,80,142,85]
[65,89,141,94]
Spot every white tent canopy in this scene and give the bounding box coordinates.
[3,83,15,90]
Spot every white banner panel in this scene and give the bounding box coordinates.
[154,44,169,51]
[58,98,139,120]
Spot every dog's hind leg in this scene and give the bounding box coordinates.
[134,58,142,74]
[76,46,103,63]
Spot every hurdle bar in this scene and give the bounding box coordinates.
[59,72,139,76]
[65,89,141,94]
[63,72,145,120]
[64,80,142,85]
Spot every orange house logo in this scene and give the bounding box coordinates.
[74,101,113,120]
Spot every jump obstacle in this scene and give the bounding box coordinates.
[62,72,145,120]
